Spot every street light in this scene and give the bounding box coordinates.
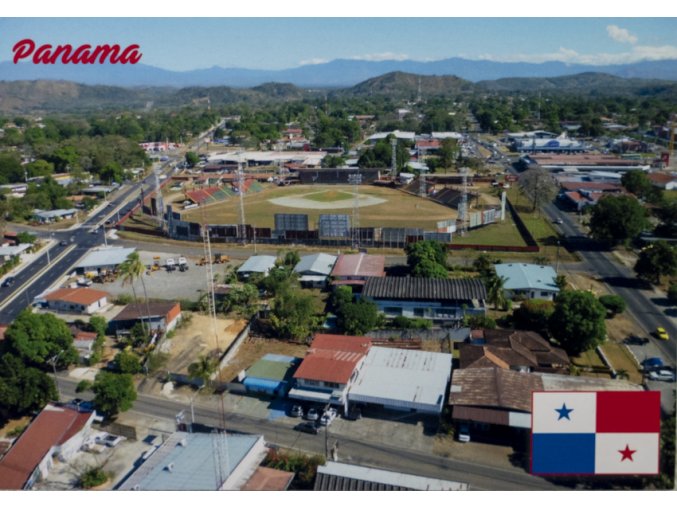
[47,350,64,400]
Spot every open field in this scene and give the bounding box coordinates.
[180,184,456,229]
[219,337,309,383]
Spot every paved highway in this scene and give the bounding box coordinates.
[56,377,563,491]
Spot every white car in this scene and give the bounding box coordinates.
[319,408,338,426]
[648,370,676,382]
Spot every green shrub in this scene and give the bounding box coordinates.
[76,380,92,393]
[79,467,108,489]
[598,294,627,318]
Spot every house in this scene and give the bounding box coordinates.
[75,246,136,275]
[237,255,277,280]
[43,287,110,315]
[242,354,301,397]
[73,330,98,361]
[560,190,604,211]
[289,334,371,411]
[293,253,337,288]
[449,367,642,438]
[315,462,468,491]
[241,467,294,491]
[0,404,97,490]
[361,277,487,324]
[494,263,559,301]
[109,301,181,335]
[117,431,267,491]
[347,347,452,415]
[459,329,570,373]
[330,253,385,289]
[647,171,677,190]
[32,208,78,224]
[0,243,31,263]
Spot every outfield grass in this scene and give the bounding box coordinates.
[180,184,456,229]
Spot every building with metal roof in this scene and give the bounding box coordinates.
[348,347,452,415]
[237,255,277,280]
[75,246,136,274]
[494,263,559,301]
[32,208,78,223]
[367,130,416,143]
[315,461,468,491]
[117,431,267,491]
[43,287,110,315]
[293,253,337,288]
[362,277,486,324]
[330,253,385,288]
[110,301,181,335]
[243,354,301,396]
[0,404,97,490]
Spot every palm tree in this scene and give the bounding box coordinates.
[119,252,152,337]
[188,354,218,390]
[486,274,508,310]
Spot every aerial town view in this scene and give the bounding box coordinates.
[0,12,675,496]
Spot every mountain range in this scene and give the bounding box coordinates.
[2,56,677,88]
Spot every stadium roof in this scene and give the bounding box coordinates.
[367,130,416,141]
[363,277,487,301]
[76,247,136,270]
[495,263,559,293]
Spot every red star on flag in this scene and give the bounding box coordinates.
[618,444,636,462]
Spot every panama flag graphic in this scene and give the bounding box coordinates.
[531,391,660,475]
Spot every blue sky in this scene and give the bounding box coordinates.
[0,18,676,71]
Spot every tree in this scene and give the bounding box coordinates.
[0,353,57,424]
[270,287,321,340]
[185,151,199,168]
[118,252,152,335]
[3,311,78,369]
[589,195,648,246]
[88,315,108,338]
[473,254,498,280]
[337,299,382,335]
[188,354,218,388]
[654,199,677,238]
[634,241,677,284]
[668,283,677,305]
[548,291,607,356]
[621,170,653,199]
[219,283,259,318]
[463,314,497,330]
[438,138,459,171]
[25,159,54,179]
[518,167,558,212]
[598,294,627,318]
[554,274,568,291]
[406,240,448,278]
[0,152,25,184]
[282,250,300,269]
[330,285,353,312]
[512,299,555,334]
[485,274,508,310]
[91,371,137,419]
[16,231,36,244]
[112,350,142,374]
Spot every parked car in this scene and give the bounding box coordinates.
[553,218,564,225]
[305,407,319,422]
[642,357,664,371]
[2,277,15,288]
[294,422,319,435]
[648,369,676,382]
[655,327,669,341]
[95,433,123,447]
[344,407,362,421]
[457,423,471,443]
[319,408,338,426]
[289,405,303,418]
[60,239,69,246]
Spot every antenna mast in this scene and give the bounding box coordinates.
[348,173,362,249]
[458,167,469,236]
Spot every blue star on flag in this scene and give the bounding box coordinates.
[555,403,574,420]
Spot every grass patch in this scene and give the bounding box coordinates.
[600,341,642,384]
[303,190,354,203]
[572,348,605,369]
[453,219,527,247]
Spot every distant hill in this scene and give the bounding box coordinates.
[476,72,677,98]
[1,57,677,88]
[342,72,474,98]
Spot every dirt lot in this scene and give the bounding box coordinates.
[219,336,308,383]
[160,313,247,375]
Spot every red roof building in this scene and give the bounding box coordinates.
[0,404,96,490]
[43,287,110,315]
[330,253,385,288]
[290,334,371,407]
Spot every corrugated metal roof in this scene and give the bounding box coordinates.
[495,263,559,293]
[363,277,487,301]
[294,253,337,277]
[331,253,385,278]
[76,247,136,269]
[314,462,467,491]
[237,255,277,274]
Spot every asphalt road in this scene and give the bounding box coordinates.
[56,377,562,491]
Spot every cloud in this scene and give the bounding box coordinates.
[478,44,677,65]
[607,25,638,45]
[350,52,409,61]
[299,57,330,66]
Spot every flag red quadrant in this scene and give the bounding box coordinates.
[531,391,661,475]
[596,391,660,433]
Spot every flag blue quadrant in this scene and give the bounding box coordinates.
[532,434,596,474]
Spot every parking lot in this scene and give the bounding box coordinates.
[97,250,241,301]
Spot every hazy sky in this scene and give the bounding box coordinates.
[1,17,676,71]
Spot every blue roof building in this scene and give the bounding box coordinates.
[242,354,301,396]
[117,431,267,491]
[494,263,559,301]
